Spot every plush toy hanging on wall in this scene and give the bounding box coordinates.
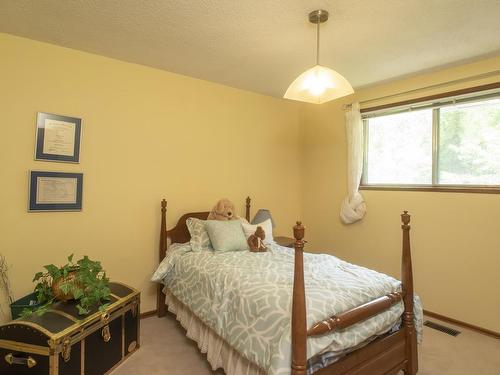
[208,198,239,220]
[248,226,268,252]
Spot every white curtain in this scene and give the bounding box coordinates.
[340,102,366,224]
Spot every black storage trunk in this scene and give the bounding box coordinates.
[0,282,140,375]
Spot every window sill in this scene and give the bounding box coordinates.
[359,185,500,194]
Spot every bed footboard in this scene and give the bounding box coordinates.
[290,212,418,374]
[315,329,407,375]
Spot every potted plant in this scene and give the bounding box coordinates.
[21,254,111,318]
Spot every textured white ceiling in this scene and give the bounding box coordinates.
[1,0,499,98]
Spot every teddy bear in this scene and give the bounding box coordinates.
[207,198,238,220]
[248,226,267,252]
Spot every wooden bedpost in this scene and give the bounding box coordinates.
[245,196,251,222]
[401,211,418,374]
[157,199,168,317]
[291,221,307,375]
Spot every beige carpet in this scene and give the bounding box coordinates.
[113,312,500,374]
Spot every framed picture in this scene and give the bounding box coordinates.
[29,171,83,212]
[35,112,82,163]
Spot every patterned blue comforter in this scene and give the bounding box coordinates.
[152,243,423,374]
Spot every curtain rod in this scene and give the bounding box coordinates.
[343,69,500,110]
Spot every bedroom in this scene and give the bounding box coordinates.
[0,1,499,374]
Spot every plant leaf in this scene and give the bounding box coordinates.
[72,286,84,300]
[44,264,61,279]
[20,308,33,319]
[32,272,44,282]
[76,304,89,315]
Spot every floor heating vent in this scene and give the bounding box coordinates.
[424,320,461,336]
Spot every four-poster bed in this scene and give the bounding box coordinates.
[156,197,418,374]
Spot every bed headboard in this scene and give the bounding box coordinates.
[159,196,251,262]
[157,197,251,316]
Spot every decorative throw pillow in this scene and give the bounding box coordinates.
[241,218,274,245]
[205,220,249,252]
[186,217,212,252]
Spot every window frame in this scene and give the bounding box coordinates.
[359,82,500,194]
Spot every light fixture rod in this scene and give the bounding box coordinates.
[308,10,329,66]
[316,21,320,65]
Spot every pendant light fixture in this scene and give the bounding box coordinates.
[284,9,354,104]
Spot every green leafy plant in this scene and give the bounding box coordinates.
[21,254,110,318]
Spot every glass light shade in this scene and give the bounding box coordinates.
[284,65,354,104]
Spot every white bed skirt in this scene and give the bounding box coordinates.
[165,289,266,375]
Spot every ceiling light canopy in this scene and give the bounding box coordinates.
[284,10,354,104]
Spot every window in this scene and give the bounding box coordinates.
[438,98,500,185]
[362,87,500,191]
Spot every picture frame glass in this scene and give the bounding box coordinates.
[29,171,83,212]
[35,112,82,163]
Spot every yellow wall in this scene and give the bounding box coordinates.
[0,33,303,313]
[301,56,500,332]
[1,31,499,332]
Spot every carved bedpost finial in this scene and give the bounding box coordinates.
[293,221,306,253]
[293,221,305,241]
[161,199,167,211]
[245,196,251,222]
[401,210,411,229]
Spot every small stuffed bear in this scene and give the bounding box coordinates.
[208,198,238,220]
[248,226,267,252]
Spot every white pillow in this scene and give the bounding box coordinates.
[241,218,274,245]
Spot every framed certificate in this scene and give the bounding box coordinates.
[29,171,83,212]
[35,112,82,163]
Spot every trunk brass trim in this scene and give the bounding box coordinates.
[111,281,140,294]
[5,353,37,367]
[81,339,85,375]
[131,300,138,318]
[0,339,50,356]
[137,296,141,349]
[101,312,111,342]
[50,309,80,323]
[49,353,55,375]
[128,341,137,353]
[62,337,71,362]
[121,315,125,358]
[0,321,55,339]
[28,356,37,368]
[102,325,111,342]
